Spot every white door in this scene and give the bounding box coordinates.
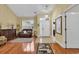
[66,5,79,48]
[66,13,79,48]
[40,18,50,37]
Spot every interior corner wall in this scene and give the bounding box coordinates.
[49,13,53,38]
[35,15,40,37]
[0,5,19,30]
[16,17,22,34]
[33,16,37,35]
[51,4,71,48]
[35,14,45,37]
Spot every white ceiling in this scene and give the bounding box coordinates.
[7,4,54,17]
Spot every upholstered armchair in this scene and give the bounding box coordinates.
[0,36,7,45]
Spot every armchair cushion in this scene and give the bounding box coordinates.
[0,36,7,45]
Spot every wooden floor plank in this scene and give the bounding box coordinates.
[0,43,16,54]
[51,43,79,54]
[1,38,79,54]
[0,39,36,54]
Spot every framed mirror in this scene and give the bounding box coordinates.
[55,16,62,35]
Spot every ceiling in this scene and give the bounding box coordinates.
[7,4,54,17]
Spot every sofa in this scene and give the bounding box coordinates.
[18,29,32,38]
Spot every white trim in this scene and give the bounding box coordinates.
[54,5,76,49]
[56,40,65,48]
[54,5,76,20]
[64,4,77,13]
[40,38,42,43]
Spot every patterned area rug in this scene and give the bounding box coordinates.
[37,43,53,54]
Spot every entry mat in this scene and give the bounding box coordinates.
[37,43,53,54]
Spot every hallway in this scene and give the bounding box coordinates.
[0,4,79,54]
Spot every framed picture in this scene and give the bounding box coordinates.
[55,16,62,35]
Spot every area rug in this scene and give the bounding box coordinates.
[37,43,53,54]
[10,38,33,43]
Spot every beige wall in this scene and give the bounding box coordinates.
[49,13,53,37]
[16,17,22,33]
[52,4,71,19]
[0,4,35,34]
[51,4,72,47]
[0,5,19,30]
[18,16,35,35]
[34,14,44,37]
[33,16,38,35]
[35,15,40,37]
[33,5,72,40]
[18,17,34,30]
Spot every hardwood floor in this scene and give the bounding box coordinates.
[51,43,79,54]
[1,38,79,54]
[0,39,36,54]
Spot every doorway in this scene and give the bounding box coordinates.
[39,17,50,37]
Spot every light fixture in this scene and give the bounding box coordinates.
[40,18,43,20]
[33,11,37,15]
[45,15,48,18]
[44,4,49,9]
